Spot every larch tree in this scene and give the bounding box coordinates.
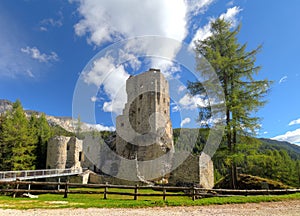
[188,19,271,188]
[0,100,36,170]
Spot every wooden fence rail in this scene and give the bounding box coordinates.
[1,180,300,201]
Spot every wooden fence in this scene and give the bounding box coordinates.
[1,180,300,201]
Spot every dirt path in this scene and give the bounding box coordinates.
[1,200,300,216]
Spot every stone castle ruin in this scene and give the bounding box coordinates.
[115,69,174,182]
[46,69,214,188]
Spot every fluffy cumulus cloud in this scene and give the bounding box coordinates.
[289,118,300,126]
[190,6,242,49]
[179,93,208,110]
[272,129,300,144]
[180,117,191,127]
[82,55,130,114]
[73,0,188,46]
[21,46,59,63]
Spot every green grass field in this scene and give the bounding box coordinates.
[0,188,300,209]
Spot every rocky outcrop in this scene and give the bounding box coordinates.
[0,99,12,114]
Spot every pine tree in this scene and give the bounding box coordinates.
[188,19,271,188]
[1,100,36,170]
[30,113,52,169]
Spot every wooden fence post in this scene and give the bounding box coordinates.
[104,182,108,200]
[134,184,138,200]
[63,181,69,198]
[163,187,166,201]
[192,185,196,201]
[13,180,19,198]
[58,178,61,190]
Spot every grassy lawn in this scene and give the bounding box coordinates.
[0,189,300,209]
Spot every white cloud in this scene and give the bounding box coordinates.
[39,18,63,32]
[186,0,215,15]
[21,46,59,63]
[190,22,212,45]
[179,93,208,110]
[73,0,188,46]
[72,0,194,84]
[90,96,98,102]
[227,1,235,6]
[279,75,288,84]
[178,85,186,92]
[83,56,130,115]
[272,128,300,144]
[190,6,242,49]
[219,6,242,26]
[289,118,300,126]
[85,123,115,131]
[172,105,180,112]
[180,117,191,127]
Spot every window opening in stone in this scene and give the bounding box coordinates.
[157,92,160,104]
[121,122,124,127]
[67,144,70,151]
[139,94,143,100]
[163,98,166,103]
[79,152,82,161]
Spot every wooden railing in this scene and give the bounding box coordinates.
[1,180,300,200]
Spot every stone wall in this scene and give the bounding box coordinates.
[46,136,83,171]
[168,152,214,188]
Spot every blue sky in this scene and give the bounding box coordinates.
[0,0,299,145]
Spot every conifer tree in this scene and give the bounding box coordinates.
[188,19,271,188]
[0,100,36,170]
[30,113,52,169]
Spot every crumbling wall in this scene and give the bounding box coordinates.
[168,152,214,188]
[46,136,83,170]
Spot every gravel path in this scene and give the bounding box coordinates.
[1,200,300,216]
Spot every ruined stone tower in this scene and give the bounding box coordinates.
[115,69,174,180]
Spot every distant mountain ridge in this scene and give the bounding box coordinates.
[0,99,106,133]
[259,138,300,159]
